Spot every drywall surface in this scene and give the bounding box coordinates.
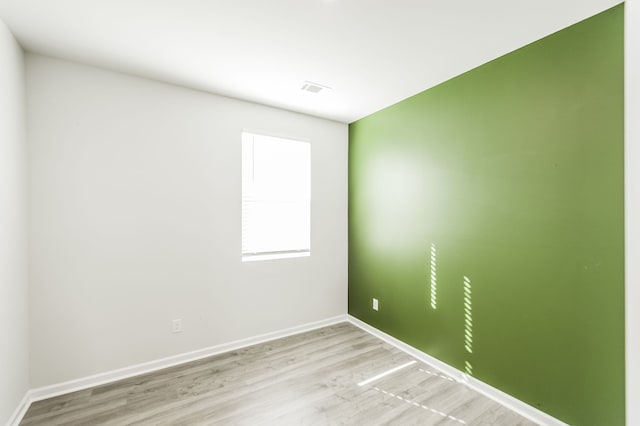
[626,0,640,424]
[0,18,28,425]
[349,5,623,425]
[27,54,348,387]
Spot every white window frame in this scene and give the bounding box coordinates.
[241,131,311,262]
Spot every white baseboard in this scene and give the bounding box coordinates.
[347,315,568,426]
[5,391,31,426]
[8,314,348,426]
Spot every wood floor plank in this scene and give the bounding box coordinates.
[21,323,538,425]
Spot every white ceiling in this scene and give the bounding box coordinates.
[0,0,622,123]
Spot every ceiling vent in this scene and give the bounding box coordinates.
[301,81,331,93]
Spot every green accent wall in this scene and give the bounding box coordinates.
[348,5,624,425]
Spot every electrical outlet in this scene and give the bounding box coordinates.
[172,318,182,333]
[373,298,379,311]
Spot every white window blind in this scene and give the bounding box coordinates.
[241,131,310,261]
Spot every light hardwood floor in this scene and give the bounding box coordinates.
[21,322,537,425]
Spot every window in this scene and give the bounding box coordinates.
[241,131,310,261]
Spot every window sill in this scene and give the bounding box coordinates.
[242,251,310,262]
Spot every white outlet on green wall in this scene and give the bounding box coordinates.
[373,298,379,311]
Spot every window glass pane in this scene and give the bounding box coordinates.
[241,132,310,259]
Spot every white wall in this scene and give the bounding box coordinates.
[26,54,348,387]
[627,0,640,424]
[0,18,28,425]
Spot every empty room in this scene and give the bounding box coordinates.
[1,0,638,425]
